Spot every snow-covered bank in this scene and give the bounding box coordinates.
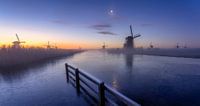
[0,48,82,68]
[106,48,200,58]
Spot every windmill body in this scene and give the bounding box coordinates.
[149,42,154,48]
[123,25,141,49]
[102,42,107,49]
[124,36,134,49]
[12,34,25,49]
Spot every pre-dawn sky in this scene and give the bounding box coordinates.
[0,0,200,49]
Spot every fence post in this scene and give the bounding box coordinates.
[99,82,105,106]
[75,68,80,94]
[65,63,69,82]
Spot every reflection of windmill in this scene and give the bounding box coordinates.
[124,25,141,49]
[12,34,25,49]
[102,42,108,49]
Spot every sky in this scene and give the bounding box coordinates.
[0,0,200,49]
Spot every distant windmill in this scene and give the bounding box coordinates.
[102,42,108,49]
[184,43,187,48]
[149,42,154,49]
[44,41,51,49]
[176,43,179,48]
[12,34,25,49]
[124,25,141,49]
[78,46,82,50]
[53,43,58,49]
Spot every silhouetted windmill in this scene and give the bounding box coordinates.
[102,42,108,49]
[149,42,154,49]
[44,41,51,49]
[124,25,141,49]
[54,43,58,49]
[176,43,179,48]
[79,46,82,50]
[12,34,25,49]
[184,43,187,48]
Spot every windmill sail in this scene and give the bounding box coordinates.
[16,34,20,42]
[130,25,133,37]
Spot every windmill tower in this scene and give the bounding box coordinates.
[149,42,154,49]
[12,34,25,49]
[45,41,51,49]
[54,43,58,49]
[102,42,108,49]
[123,25,141,49]
[176,43,179,48]
[184,43,187,48]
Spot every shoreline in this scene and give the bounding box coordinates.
[106,48,200,59]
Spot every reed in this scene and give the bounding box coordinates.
[0,47,81,68]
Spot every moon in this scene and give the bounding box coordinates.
[108,9,114,16]
[110,10,113,14]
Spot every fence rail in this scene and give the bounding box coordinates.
[65,63,140,106]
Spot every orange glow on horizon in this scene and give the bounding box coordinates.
[0,41,108,49]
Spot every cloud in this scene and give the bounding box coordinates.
[90,24,111,30]
[98,31,117,35]
[90,23,117,36]
[51,20,68,25]
[141,23,152,27]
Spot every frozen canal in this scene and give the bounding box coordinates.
[1,50,200,106]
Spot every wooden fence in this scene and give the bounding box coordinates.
[65,63,140,106]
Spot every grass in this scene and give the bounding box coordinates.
[0,47,82,68]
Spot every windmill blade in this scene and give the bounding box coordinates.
[133,34,141,38]
[20,41,26,43]
[16,34,20,42]
[130,25,133,37]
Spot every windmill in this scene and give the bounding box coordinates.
[149,42,154,49]
[184,43,187,48]
[78,46,82,50]
[176,43,179,48]
[12,34,25,49]
[123,25,141,49]
[53,43,58,49]
[44,41,51,49]
[102,42,108,49]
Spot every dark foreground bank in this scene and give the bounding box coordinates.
[0,48,83,68]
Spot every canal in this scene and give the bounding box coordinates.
[1,50,200,106]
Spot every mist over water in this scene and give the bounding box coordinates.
[67,50,200,106]
[1,50,200,106]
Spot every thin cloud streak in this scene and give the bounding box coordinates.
[90,24,111,30]
[98,31,117,35]
[51,20,68,25]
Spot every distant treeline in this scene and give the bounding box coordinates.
[0,48,82,68]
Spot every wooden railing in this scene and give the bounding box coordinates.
[65,63,140,106]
